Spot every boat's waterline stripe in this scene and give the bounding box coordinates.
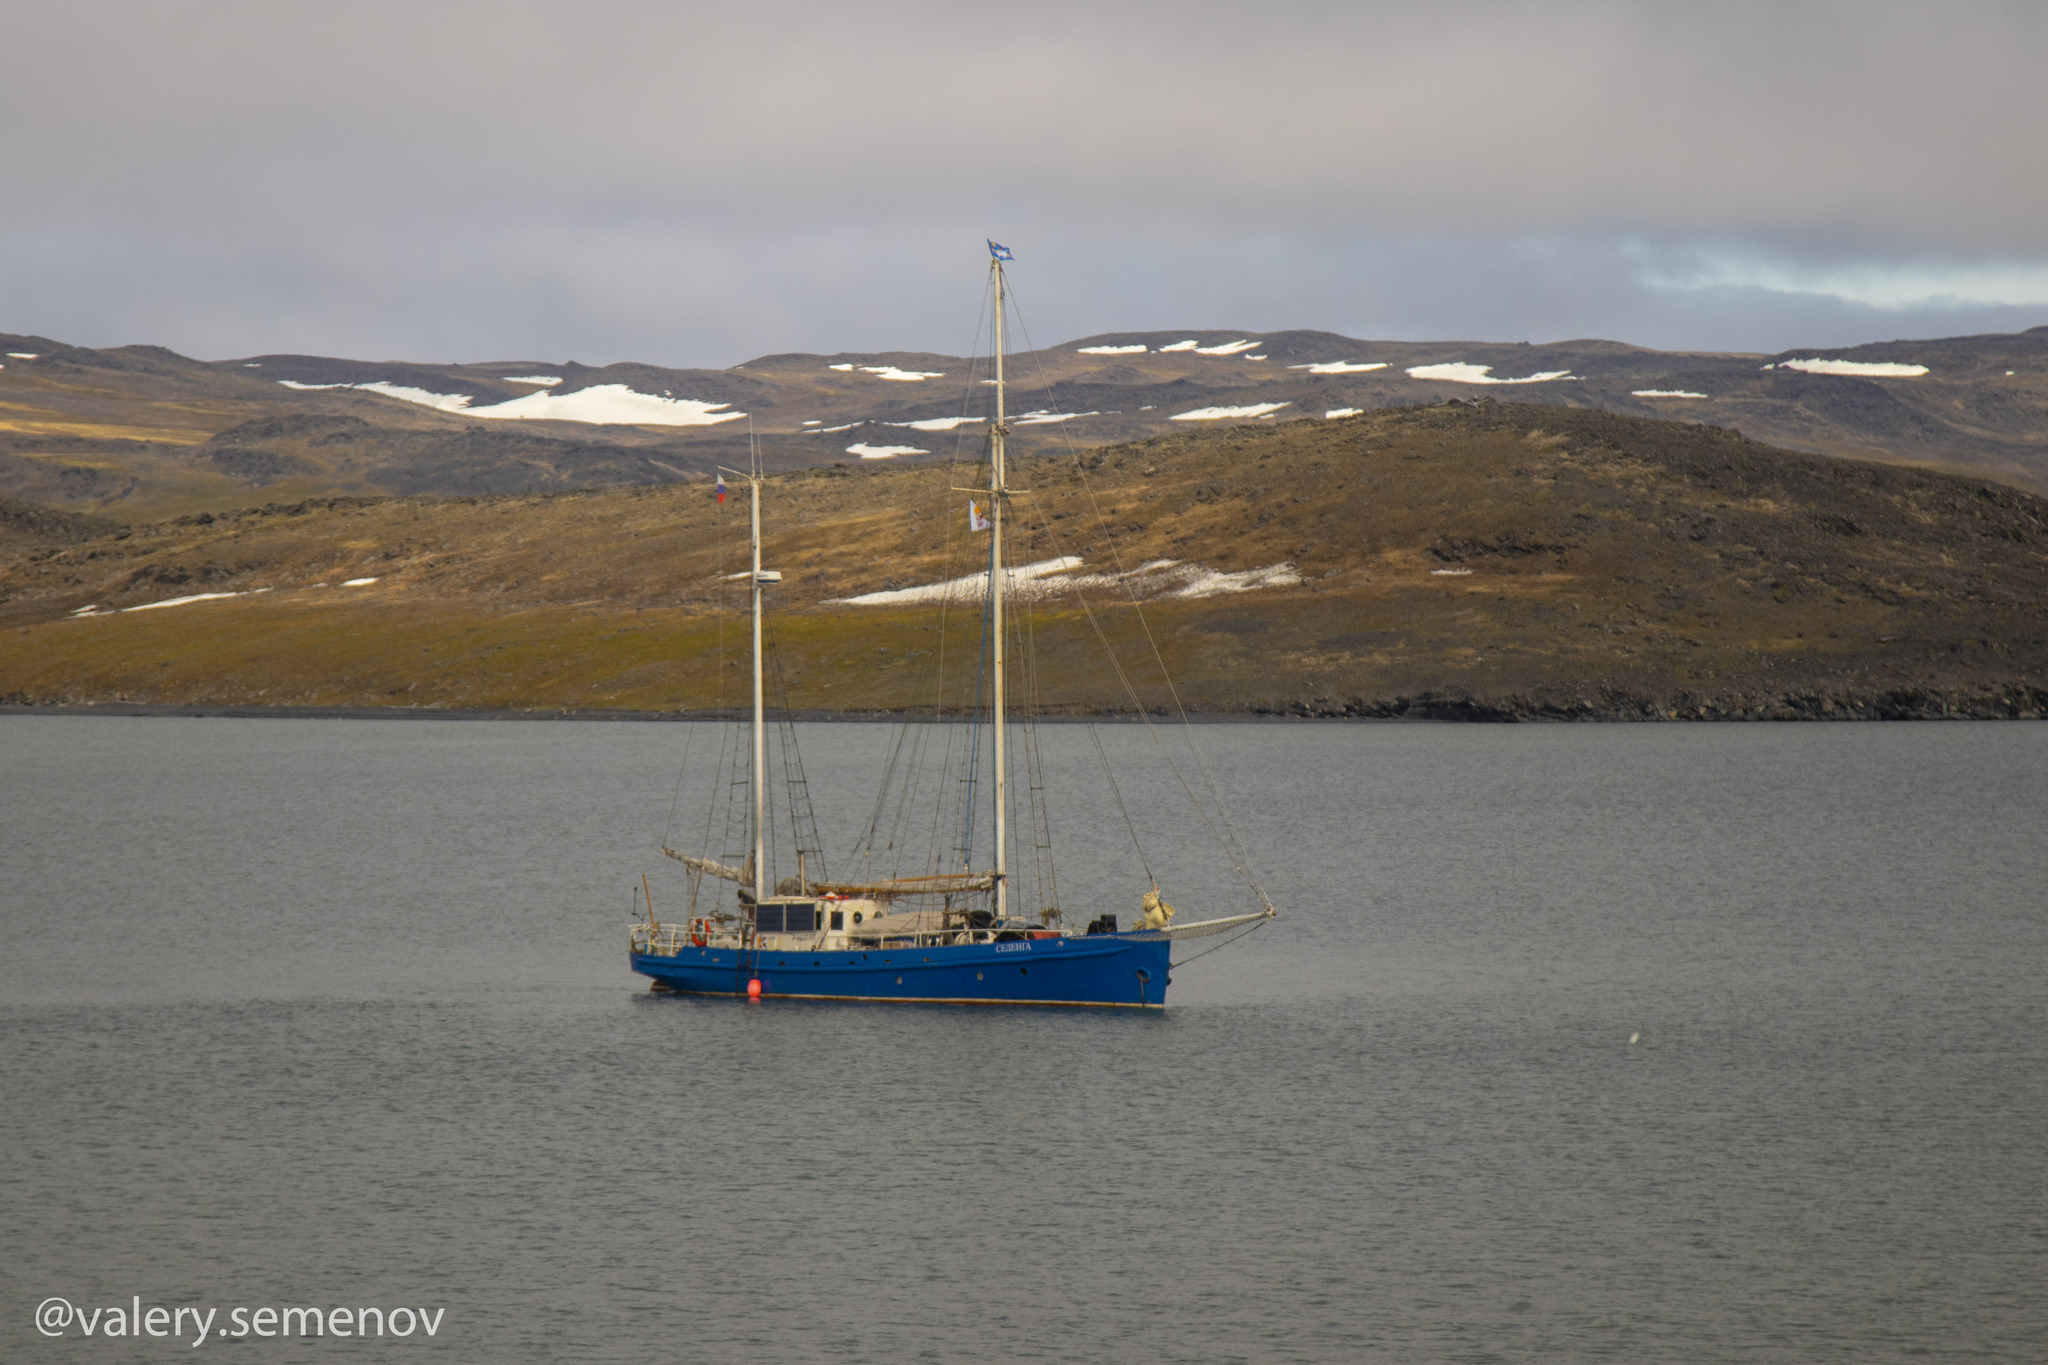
[629,937,1158,961]
[641,985,1161,1009]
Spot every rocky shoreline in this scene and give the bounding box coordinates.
[7,683,2046,724]
[1252,684,2048,721]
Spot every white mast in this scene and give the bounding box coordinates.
[990,252,1010,921]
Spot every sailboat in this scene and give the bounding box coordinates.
[626,243,1275,1008]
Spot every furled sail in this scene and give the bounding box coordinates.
[808,871,999,898]
[661,846,752,883]
[1135,909,1275,940]
[662,847,990,899]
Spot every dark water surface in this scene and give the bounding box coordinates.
[3,717,2045,1362]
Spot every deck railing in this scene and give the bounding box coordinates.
[629,920,744,955]
[629,920,1064,957]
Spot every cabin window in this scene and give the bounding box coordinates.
[829,910,844,931]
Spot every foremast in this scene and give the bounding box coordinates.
[729,452,779,909]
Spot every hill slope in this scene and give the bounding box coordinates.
[4,402,2044,719]
[4,322,2047,522]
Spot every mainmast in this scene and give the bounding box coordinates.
[989,245,1010,921]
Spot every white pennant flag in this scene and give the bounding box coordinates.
[969,500,991,531]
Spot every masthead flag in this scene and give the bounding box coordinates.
[969,500,991,531]
[714,474,727,503]
[987,240,1013,261]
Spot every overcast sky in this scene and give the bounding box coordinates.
[4,0,2045,366]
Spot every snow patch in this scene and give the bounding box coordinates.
[1632,389,1708,399]
[888,416,984,432]
[1078,344,1146,355]
[123,590,264,612]
[1776,357,1929,377]
[829,555,1299,606]
[6,352,38,359]
[1406,362,1577,385]
[831,557,1086,605]
[1171,402,1290,421]
[832,364,944,381]
[847,442,926,460]
[801,420,823,426]
[342,577,380,586]
[501,375,562,386]
[353,380,477,412]
[1015,410,1099,425]
[276,378,474,412]
[277,378,743,425]
[1431,567,1473,577]
[809,423,860,434]
[1158,340,1200,352]
[1170,563,1301,597]
[1290,360,1388,375]
[1325,407,1363,419]
[472,384,743,425]
[1194,340,1261,356]
[243,362,261,367]
[1051,559,1292,599]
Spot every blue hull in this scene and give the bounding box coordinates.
[630,934,1171,1009]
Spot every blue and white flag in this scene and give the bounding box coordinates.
[969,500,991,531]
[987,240,1013,261]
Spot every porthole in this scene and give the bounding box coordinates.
[1020,968,1029,976]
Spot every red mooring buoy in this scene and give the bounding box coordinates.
[747,978,763,1000]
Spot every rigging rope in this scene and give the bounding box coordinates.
[1017,594,1061,920]
[956,523,995,869]
[1169,916,1273,970]
[765,617,827,884]
[1085,717,1153,887]
[850,281,992,889]
[1006,288,1276,915]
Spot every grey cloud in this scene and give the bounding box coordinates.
[3,0,2044,363]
